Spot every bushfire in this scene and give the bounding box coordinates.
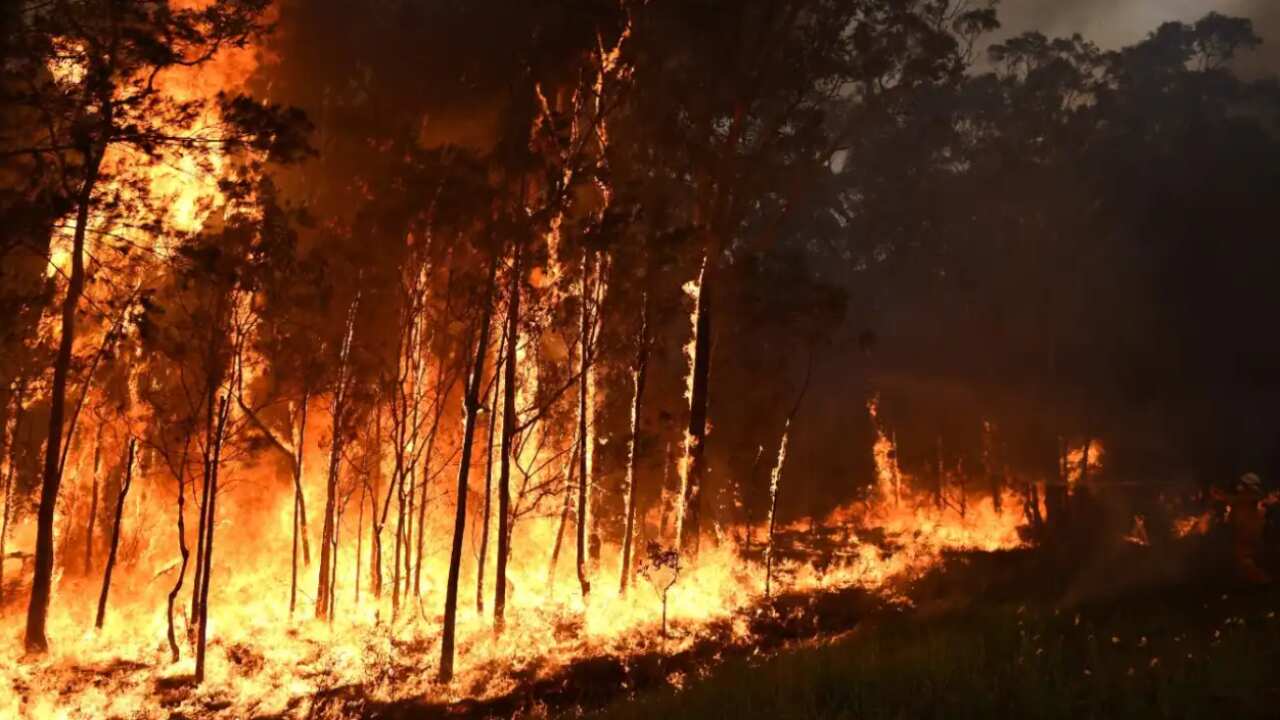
[4,1,1280,718]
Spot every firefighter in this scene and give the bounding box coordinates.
[1211,473,1273,585]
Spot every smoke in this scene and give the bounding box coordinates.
[994,0,1280,75]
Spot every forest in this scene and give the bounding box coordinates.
[2,1,1279,718]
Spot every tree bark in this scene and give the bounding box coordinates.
[195,395,230,684]
[289,392,310,615]
[84,423,104,576]
[495,243,520,630]
[165,438,192,662]
[95,437,135,629]
[619,292,649,594]
[679,264,712,556]
[439,256,497,683]
[548,441,578,589]
[317,296,359,620]
[0,391,21,608]
[25,144,103,654]
[575,252,593,599]
[477,358,500,614]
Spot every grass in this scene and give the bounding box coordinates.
[591,583,1280,720]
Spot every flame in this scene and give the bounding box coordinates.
[0,390,1039,717]
[0,11,1047,716]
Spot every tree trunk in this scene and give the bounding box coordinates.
[495,243,520,630]
[439,257,497,683]
[619,293,649,594]
[317,297,359,620]
[289,393,310,615]
[575,252,593,599]
[25,145,102,653]
[548,441,578,589]
[166,439,192,662]
[679,264,712,556]
[195,395,230,684]
[0,393,21,607]
[477,357,500,614]
[317,404,344,620]
[764,421,790,598]
[84,424,104,576]
[95,437,135,629]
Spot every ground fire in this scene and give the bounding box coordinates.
[3,1,1280,718]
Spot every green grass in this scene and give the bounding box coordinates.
[592,585,1280,720]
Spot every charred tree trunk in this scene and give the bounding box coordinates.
[317,297,359,621]
[439,257,497,683]
[764,356,810,598]
[575,252,593,599]
[166,439,192,662]
[289,393,310,616]
[680,264,712,556]
[0,394,21,607]
[95,437,136,629]
[495,244,520,630]
[477,351,501,614]
[619,293,649,595]
[84,424,104,576]
[25,144,103,653]
[764,422,789,599]
[195,395,230,684]
[548,441,578,589]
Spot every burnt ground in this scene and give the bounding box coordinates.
[300,583,888,720]
[300,528,1280,720]
[588,533,1280,720]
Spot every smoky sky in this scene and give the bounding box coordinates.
[995,0,1280,74]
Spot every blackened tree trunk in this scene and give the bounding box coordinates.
[195,395,230,684]
[477,352,501,614]
[0,393,21,607]
[495,244,520,630]
[547,441,578,589]
[84,424,104,576]
[575,252,593,599]
[439,257,497,683]
[289,393,310,615]
[317,296,359,620]
[764,421,789,598]
[166,438,192,662]
[95,438,136,629]
[619,292,649,594]
[25,145,103,653]
[679,265,712,556]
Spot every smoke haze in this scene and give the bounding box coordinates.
[997,0,1280,74]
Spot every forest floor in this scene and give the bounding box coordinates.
[588,543,1280,720]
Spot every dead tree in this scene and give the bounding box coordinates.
[548,440,579,589]
[476,339,502,614]
[575,251,595,600]
[84,423,104,576]
[494,243,521,630]
[165,435,194,663]
[439,257,498,683]
[679,260,711,556]
[764,354,811,599]
[764,421,790,599]
[619,292,650,594]
[0,389,23,607]
[95,437,136,629]
[316,295,360,620]
[194,394,231,684]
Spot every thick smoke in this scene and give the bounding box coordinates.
[996,0,1280,74]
